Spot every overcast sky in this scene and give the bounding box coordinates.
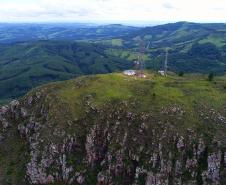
[0,0,226,24]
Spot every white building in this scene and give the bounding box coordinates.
[123,70,136,76]
[158,70,166,76]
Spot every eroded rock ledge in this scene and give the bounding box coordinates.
[0,91,226,185]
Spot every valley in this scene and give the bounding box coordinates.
[0,41,132,101]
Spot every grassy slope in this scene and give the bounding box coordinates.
[0,99,11,106]
[0,126,28,185]
[24,72,226,137]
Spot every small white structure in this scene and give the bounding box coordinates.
[158,70,166,76]
[123,70,136,76]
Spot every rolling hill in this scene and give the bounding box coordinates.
[0,72,226,184]
[1,22,226,103]
[106,22,226,73]
[0,23,139,43]
[0,41,132,101]
[125,22,226,48]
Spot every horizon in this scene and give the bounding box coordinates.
[1,21,226,27]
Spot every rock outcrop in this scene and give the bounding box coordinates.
[0,75,226,185]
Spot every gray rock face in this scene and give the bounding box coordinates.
[0,104,10,133]
[1,118,9,130]
[76,174,85,184]
[0,134,4,141]
[0,105,9,115]
[224,153,226,167]
[202,151,222,185]
[146,172,164,185]
[86,124,108,168]
[0,94,226,185]
[20,107,28,118]
[97,172,107,185]
[177,136,185,150]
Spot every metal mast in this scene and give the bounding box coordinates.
[134,37,151,76]
[164,48,168,76]
[137,38,149,71]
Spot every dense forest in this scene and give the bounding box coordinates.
[0,41,132,100]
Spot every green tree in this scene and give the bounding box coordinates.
[208,72,214,81]
[178,71,184,77]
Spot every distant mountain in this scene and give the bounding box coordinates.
[0,23,140,43]
[0,41,133,100]
[126,22,226,47]
[120,22,226,73]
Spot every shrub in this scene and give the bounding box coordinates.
[178,71,184,77]
[208,72,214,81]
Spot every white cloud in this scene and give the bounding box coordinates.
[0,0,226,23]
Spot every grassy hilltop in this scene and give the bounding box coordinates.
[27,72,226,129]
[1,72,225,184]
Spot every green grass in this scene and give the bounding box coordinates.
[105,48,149,61]
[28,72,226,134]
[0,126,28,184]
[111,39,123,46]
[199,35,226,47]
[21,72,224,145]
[0,99,10,105]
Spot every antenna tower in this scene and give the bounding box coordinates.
[136,38,149,72]
[164,48,168,76]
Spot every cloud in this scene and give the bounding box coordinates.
[162,2,175,10]
[0,0,226,23]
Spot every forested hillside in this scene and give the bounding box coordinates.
[107,22,226,73]
[0,41,132,100]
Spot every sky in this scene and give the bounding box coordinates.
[0,0,226,24]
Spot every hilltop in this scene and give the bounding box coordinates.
[0,72,226,184]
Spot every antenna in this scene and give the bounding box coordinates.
[164,48,168,76]
[146,41,150,50]
[136,37,150,72]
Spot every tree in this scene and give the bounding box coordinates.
[208,72,214,81]
[178,71,184,77]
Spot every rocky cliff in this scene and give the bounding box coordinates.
[0,73,226,184]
